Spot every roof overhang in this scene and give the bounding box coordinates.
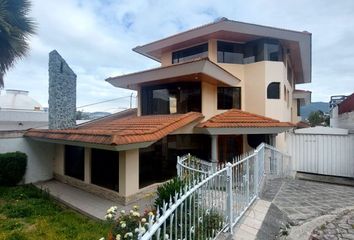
[106,59,241,90]
[133,19,311,84]
[26,136,155,151]
[293,90,311,106]
[196,127,293,135]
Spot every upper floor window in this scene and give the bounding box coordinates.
[267,82,280,99]
[217,87,241,109]
[141,82,201,115]
[217,41,244,64]
[172,43,208,64]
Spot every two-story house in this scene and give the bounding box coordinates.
[25,18,311,204]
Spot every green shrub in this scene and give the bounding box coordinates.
[0,151,27,186]
[154,177,185,209]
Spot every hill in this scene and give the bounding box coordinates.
[300,102,329,120]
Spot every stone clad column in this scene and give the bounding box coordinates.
[119,149,139,197]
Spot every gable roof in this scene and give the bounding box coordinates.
[133,18,311,84]
[197,109,294,128]
[25,111,203,146]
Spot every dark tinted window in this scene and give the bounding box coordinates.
[297,99,301,116]
[217,87,241,109]
[172,43,208,64]
[64,145,84,180]
[267,82,280,99]
[141,82,201,115]
[91,149,119,191]
[139,135,211,188]
[217,41,244,64]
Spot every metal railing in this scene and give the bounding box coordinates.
[140,143,291,239]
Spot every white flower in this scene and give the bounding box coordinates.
[116,234,121,240]
[141,218,147,223]
[140,227,146,234]
[130,210,134,214]
[148,212,154,216]
[121,223,126,228]
[128,233,133,237]
[135,228,140,233]
[105,213,113,220]
[99,238,105,240]
[133,205,139,210]
[132,211,140,217]
[120,209,125,214]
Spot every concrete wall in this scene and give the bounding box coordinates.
[0,133,55,183]
[330,106,354,130]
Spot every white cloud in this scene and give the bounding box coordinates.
[3,0,354,112]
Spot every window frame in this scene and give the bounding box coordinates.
[267,82,280,99]
[172,43,208,64]
[217,87,241,110]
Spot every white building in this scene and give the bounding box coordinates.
[0,89,48,131]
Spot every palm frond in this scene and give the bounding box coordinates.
[0,0,36,88]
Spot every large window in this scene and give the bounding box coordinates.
[141,82,201,115]
[297,99,301,116]
[172,43,208,64]
[217,41,244,64]
[217,87,241,109]
[139,135,211,188]
[267,82,280,99]
[91,149,119,192]
[64,145,84,181]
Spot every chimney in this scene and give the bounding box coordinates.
[48,50,76,129]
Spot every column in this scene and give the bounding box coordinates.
[54,144,64,175]
[211,135,218,172]
[119,149,139,196]
[84,147,91,183]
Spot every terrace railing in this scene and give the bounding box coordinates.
[140,143,291,240]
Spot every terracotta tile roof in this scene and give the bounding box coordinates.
[25,112,203,146]
[197,109,294,128]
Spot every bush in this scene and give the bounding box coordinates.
[154,177,185,210]
[0,151,27,186]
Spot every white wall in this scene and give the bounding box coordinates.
[0,134,55,183]
[287,131,354,178]
[330,106,354,130]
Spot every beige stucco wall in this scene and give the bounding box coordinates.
[54,144,64,175]
[161,51,172,66]
[119,149,139,197]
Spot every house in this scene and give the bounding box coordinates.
[0,89,48,131]
[330,93,354,130]
[24,18,311,204]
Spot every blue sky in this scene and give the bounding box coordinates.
[3,0,354,112]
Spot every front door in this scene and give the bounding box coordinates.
[218,135,243,163]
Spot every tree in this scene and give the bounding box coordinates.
[0,0,36,88]
[308,110,329,127]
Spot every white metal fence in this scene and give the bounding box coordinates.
[287,132,354,178]
[140,143,291,240]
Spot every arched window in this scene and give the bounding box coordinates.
[267,82,280,99]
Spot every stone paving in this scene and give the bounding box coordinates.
[271,179,354,225]
[310,209,354,240]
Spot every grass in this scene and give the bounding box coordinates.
[0,184,111,240]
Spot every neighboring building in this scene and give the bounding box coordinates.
[330,93,354,130]
[0,89,48,131]
[25,18,312,204]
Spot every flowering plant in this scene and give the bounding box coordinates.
[101,205,156,240]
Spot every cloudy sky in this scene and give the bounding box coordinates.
[3,0,354,112]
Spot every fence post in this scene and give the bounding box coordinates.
[226,162,233,234]
[254,149,259,196]
[177,156,180,177]
[246,158,250,202]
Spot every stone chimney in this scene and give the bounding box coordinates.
[48,50,76,129]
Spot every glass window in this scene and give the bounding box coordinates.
[267,82,280,99]
[297,99,301,116]
[217,41,244,64]
[141,82,201,115]
[217,87,241,109]
[172,43,208,64]
[139,135,211,188]
[64,145,85,181]
[91,149,119,192]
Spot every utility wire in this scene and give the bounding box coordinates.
[77,94,136,109]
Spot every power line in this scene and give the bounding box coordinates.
[77,94,136,109]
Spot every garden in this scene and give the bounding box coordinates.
[0,151,110,240]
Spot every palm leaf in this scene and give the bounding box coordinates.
[0,0,36,88]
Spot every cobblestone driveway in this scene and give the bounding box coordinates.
[268,179,354,225]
